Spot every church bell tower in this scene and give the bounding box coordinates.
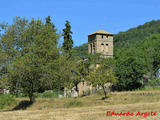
[88,30,113,57]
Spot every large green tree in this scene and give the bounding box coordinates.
[114,34,160,90]
[1,16,59,102]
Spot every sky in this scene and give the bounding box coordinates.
[0,0,160,47]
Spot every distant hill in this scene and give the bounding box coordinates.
[72,43,88,59]
[114,20,160,48]
[73,20,160,58]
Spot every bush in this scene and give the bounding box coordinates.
[0,94,16,109]
[34,90,64,98]
[148,78,160,86]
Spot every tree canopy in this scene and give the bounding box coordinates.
[62,20,73,52]
[0,16,59,102]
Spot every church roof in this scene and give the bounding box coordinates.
[89,30,113,36]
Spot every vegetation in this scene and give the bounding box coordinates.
[114,20,160,49]
[0,16,59,102]
[72,20,160,91]
[34,90,64,98]
[0,16,160,111]
[0,94,15,109]
[72,43,88,59]
[86,57,117,98]
[114,34,160,90]
[62,20,73,52]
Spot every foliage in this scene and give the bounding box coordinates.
[62,20,73,52]
[115,47,152,90]
[52,53,77,89]
[73,20,160,91]
[86,57,117,98]
[148,78,160,86]
[137,34,160,72]
[0,94,16,109]
[115,34,160,90]
[72,43,88,59]
[114,20,160,49]
[54,52,91,95]
[34,90,64,98]
[0,16,59,102]
[0,16,160,102]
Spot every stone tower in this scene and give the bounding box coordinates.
[88,30,113,57]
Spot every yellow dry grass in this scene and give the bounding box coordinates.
[1,90,160,120]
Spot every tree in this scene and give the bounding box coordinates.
[86,58,117,98]
[114,34,160,91]
[0,48,8,88]
[72,43,88,59]
[52,53,76,89]
[140,34,160,75]
[115,46,152,90]
[0,22,10,88]
[1,17,59,102]
[62,20,73,52]
[45,16,56,32]
[71,57,90,95]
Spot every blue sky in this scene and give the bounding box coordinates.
[0,0,160,46]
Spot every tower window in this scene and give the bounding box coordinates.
[105,44,109,52]
[90,44,92,54]
[101,43,104,45]
[102,35,104,38]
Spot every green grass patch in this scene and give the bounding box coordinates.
[0,94,16,109]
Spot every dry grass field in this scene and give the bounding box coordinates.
[1,90,160,120]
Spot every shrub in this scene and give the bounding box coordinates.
[0,94,16,109]
[34,90,64,98]
[148,78,160,86]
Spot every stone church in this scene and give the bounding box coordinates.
[64,30,114,97]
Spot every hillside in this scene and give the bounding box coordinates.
[73,20,160,58]
[72,43,88,59]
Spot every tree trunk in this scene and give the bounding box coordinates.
[29,81,35,103]
[29,91,35,103]
[102,85,107,98]
[75,83,79,96]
